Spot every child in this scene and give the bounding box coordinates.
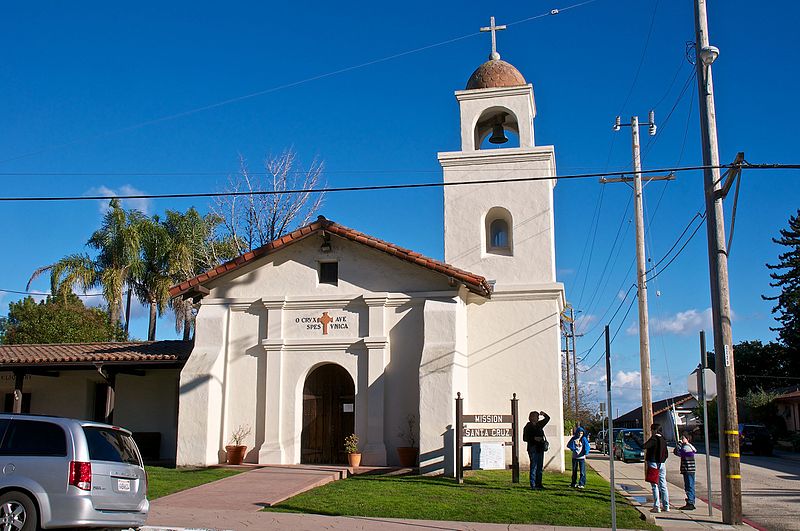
[567,426,590,488]
[674,432,697,510]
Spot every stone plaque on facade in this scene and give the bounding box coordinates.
[285,310,359,338]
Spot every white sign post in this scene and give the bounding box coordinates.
[696,332,714,516]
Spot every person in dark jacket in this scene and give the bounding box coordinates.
[674,432,697,510]
[643,423,670,512]
[522,411,550,489]
[567,426,590,488]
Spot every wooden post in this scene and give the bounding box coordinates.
[12,371,24,414]
[511,393,519,483]
[693,0,742,523]
[455,392,463,484]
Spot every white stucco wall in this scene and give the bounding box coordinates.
[466,287,565,471]
[418,295,468,476]
[176,303,229,466]
[440,148,557,286]
[176,235,462,467]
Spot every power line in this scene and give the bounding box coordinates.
[580,194,632,317]
[646,213,706,283]
[0,288,103,298]
[0,163,792,203]
[617,0,661,116]
[645,210,704,274]
[0,0,601,166]
[575,186,605,308]
[0,160,794,179]
[579,294,637,373]
[643,70,696,158]
[650,55,690,111]
[577,282,637,362]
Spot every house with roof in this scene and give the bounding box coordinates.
[775,386,800,433]
[614,393,700,442]
[0,33,566,474]
[0,341,191,462]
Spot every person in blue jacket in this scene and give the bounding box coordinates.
[567,426,590,489]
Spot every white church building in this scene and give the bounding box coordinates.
[170,39,566,474]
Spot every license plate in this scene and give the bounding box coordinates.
[116,478,131,492]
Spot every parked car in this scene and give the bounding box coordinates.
[614,428,646,463]
[738,423,774,456]
[0,414,149,530]
[595,430,606,452]
[596,428,623,454]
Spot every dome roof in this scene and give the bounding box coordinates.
[466,58,526,90]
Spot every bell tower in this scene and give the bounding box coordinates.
[439,18,558,288]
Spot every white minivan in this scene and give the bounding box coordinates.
[0,414,149,530]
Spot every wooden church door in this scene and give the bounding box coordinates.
[301,364,355,464]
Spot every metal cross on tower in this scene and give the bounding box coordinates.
[480,16,506,60]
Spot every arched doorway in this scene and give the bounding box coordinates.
[301,364,355,464]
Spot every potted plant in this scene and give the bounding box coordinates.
[344,433,361,468]
[396,414,419,467]
[225,424,252,465]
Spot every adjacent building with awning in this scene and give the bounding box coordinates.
[0,340,192,463]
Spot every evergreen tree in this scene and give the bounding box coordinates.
[0,294,124,344]
[764,209,800,352]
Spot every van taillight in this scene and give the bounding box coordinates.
[69,461,92,491]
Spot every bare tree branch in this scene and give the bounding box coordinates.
[212,149,326,253]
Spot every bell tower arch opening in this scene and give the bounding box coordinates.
[475,107,521,149]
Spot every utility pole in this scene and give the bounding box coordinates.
[693,0,742,523]
[570,306,579,422]
[602,113,673,442]
[563,320,572,418]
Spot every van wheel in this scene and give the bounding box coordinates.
[0,491,38,531]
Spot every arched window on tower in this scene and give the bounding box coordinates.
[485,207,513,255]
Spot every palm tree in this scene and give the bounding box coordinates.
[28,199,145,334]
[132,216,172,341]
[164,208,238,340]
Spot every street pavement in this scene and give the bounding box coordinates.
[666,448,800,531]
[591,444,800,530]
[587,454,743,530]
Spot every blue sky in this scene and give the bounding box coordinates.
[1,1,798,415]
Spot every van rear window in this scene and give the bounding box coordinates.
[83,427,141,465]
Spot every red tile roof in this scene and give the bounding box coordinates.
[170,216,492,298]
[0,341,193,366]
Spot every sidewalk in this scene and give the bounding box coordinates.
[587,454,748,530]
[144,510,621,531]
[142,463,629,531]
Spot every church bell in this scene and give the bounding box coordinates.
[488,119,508,144]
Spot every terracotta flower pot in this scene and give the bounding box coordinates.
[396,446,418,467]
[347,452,362,468]
[225,445,247,465]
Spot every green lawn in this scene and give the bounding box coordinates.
[264,460,656,529]
[146,466,243,499]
